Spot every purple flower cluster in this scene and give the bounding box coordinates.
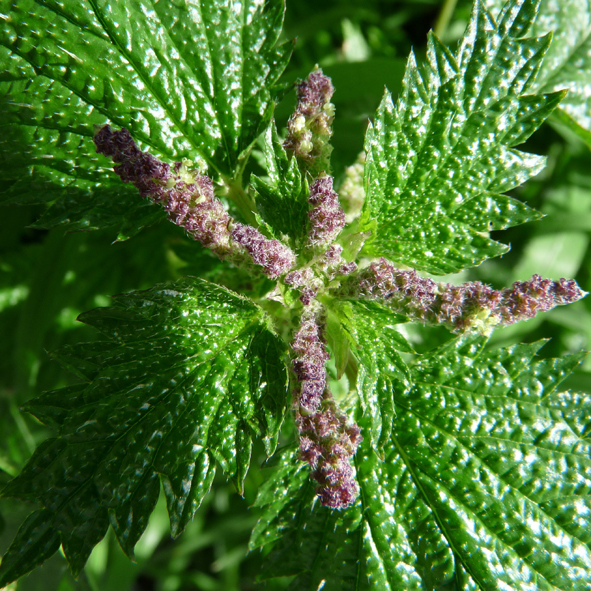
[284,68,335,177]
[94,125,296,278]
[308,176,346,248]
[283,197,353,305]
[297,403,362,509]
[339,258,586,332]
[284,268,322,306]
[284,249,356,306]
[231,223,295,279]
[94,125,232,257]
[292,314,331,412]
[291,311,362,509]
[94,125,173,199]
[318,244,358,280]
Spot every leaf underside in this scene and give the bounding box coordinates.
[0,278,289,586]
[360,0,562,274]
[252,334,591,591]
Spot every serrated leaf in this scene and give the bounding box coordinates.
[250,122,310,246]
[0,509,62,586]
[486,0,591,147]
[360,0,561,274]
[333,300,413,451]
[0,47,164,240]
[0,277,289,585]
[250,447,366,590]
[0,0,291,232]
[253,335,591,590]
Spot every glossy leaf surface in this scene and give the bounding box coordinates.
[250,122,310,246]
[0,47,162,240]
[0,0,291,234]
[360,0,557,274]
[486,0,591,147]
[0,278,289,586]
[252,335,591,590]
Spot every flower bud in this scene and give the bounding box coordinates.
[290,308,362,509]
[339,258,587,334]
[339,153,366,223]
[284,68,335,177]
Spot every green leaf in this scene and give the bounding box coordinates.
[333,300,413,451]
[0,278,289,585]
[0,45,165,240]
[0,509,62,586]
[533,0,591,147]
[486,0,591,147]
[250,447,366,590]
[0,0,291,232]
[250,122,310,246]
[253,335,591,590]
[360,0,560,274]
[31,185,166,242]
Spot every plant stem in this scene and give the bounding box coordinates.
[434,0,458,39]
[222,176,259,227]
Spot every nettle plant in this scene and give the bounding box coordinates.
[2,0,591,588]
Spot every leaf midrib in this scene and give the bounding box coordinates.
[391,434,489,590]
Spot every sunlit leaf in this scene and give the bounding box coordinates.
[0,0,291,234]
[253,335,591,590]
[485,0,591,147]
[360,0,557,274]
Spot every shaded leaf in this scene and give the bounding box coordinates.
[250,122,310,246]
[0,278,289,584]
[250,447,366,590]
[0,509,62,585]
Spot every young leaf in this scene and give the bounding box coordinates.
[333,299,413,451]
[0,0,291,232]
[253,335,591,590]
[359,0,561,275]
[250,122,310,246]
[0,278,289,586]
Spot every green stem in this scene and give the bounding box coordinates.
[434,0,459,39]
[222,176,258,227]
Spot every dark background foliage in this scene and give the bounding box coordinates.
[1,0,589,589]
